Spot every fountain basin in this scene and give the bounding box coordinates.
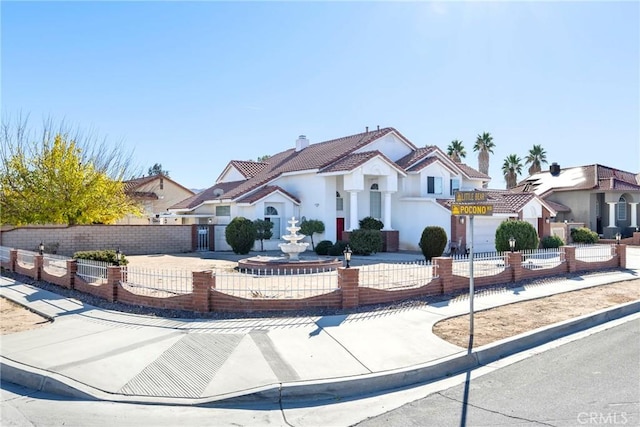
[237,256,342,274]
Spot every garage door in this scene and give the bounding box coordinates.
[467,217,505,253]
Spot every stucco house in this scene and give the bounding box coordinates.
[168,127,553,252]
[118,174,195,225]
[512,164,640,239]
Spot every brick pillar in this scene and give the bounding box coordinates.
[563,246,576,273]
[338,267,359,309]
[616,244,627,269]
[433,257,452,295]
[9,249,17,272]
[633,232,640,246]
[192,270,212,313]
[508,252,523,283]
[34,255,43,281]
[66,259,77,289]
[106,266,122,302]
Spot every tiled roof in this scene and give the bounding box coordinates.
[228,160,268,178]
[123,174,195,198]
[319,151,381,173]
[127,191,158,200]
[456,163,491,180]
[439,190,536,214]
[169,180,245,210]
[235,185,301,204]
[396,146,438,170]
[543,199,571,213]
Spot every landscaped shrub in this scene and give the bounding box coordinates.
[419,226,448,261]
[253,219,273,251]
[299,219,325,250]
[328,240,348,256]
[315,240,333,256]
[349,229,383,255]
[570,227,599,244]
[541,235,564,249]
[359,216,384,230]
[73,250,128,265]
[495,220,539,252]
[225,217,257,254]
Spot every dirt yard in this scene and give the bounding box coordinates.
[1,297,51,334]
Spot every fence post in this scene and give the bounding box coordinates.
[616,244,627,269]
[192,270,212,313]
[508,252,523,283]
[433,257,452,295]
[106,266,121,302]
[563,246,576,273]
[338,267,359,309]
[35,254,43,281]
[66,259,77,289]
[9,249,17,272]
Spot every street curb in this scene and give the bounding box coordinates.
[2,300,638,406]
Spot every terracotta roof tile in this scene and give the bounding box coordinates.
[169,180,244,210]
[236,185,301,204]
[229,160,269,178]
[440,190,536,214]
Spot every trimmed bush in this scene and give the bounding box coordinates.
[570,227,599,244]
[419,226,448,261]
[299,219,325,250]
[328,240,348,256]
[495,220,539,252]
[359,216,384,230]
[73,250,128,265]
[315,240,333,256]
[349,229,383,255]
[225,216,257,254]
[541,235,564,249]
[253,219,273,251]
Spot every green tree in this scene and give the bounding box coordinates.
[299,218,325,250]
[225,217,257,254]
[473,132,495,188]
[1,116,140,226]
[256,155,271,162]
[524,144,548,176]
[446,140,466,163]
[253,219,273,251]
[502,154,523,189]
[148,163,169,177]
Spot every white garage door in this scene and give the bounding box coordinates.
[467,217,506,253]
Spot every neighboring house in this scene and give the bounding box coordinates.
[118,174,195,225]
[168,127,551,252]
[512,164,640,238]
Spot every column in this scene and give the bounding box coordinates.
[382,192,393,230]
[607,202,616,227]
[348,191,359,231]
[630,203,638,228]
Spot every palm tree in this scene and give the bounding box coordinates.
[473,132,495,188]
[502,154,523,189]
[446,140,466,162]
[525,144,548,176]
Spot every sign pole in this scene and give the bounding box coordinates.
[469,215,475,339]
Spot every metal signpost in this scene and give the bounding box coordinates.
[452,192,493,340]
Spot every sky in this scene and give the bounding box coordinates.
[2,1,639,191]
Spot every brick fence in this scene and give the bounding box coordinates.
[1,244,629,314]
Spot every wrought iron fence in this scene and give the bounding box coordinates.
[213,268,339,299]
[358,261,437,291]
[121,267,193,296]
[452,251,509,277]
[76,259,109,285]
[521,248,564,270]
[573,244,616,262]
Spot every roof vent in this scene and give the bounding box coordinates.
[550,162,560,177]
[295,135,309,152]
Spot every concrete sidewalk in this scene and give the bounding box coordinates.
[1,267,639,406]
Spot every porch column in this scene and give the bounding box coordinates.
[630,203,638,228]
[382,191,393,230]
[348,191,359,231]
[607,202,616,227]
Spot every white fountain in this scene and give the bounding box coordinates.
[278,217,309,260]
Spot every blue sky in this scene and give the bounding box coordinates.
[2,1,639,190]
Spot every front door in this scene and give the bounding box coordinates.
[336,217,345,241]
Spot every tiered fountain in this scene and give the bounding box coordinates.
[237,216,341,274]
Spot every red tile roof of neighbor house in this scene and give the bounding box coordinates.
[171,127,488,210]
[438,190,537,214]
[123,174,195,198]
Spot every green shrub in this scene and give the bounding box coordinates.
[315,240,333,256]
[495,220,539,252]
[225,217,257,254]
[570,227,599,244]
[253,219,273,251]
[328,240,348,256]
[541,235,564,249]
[418,226,448,261]
[299,219,325,250]
[349,229,383,255]
[73,250,128,265]
[359,216,384,230]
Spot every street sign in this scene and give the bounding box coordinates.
[455,191,488,203]
[451,203,494,216]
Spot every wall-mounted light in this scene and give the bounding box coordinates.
[459,216,465,224]
[545,217,550,224]
[314,203,320,207]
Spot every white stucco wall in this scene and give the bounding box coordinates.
[394,198,452,250]
[354,132,413,162]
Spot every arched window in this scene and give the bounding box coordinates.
[370,183,381,219]
[265,206,278,216]
[264,206,280,239]
[617,196,627,221]
[336,191,344,211]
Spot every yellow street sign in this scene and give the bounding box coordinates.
[455,191,488,203]
[452,203,494,216]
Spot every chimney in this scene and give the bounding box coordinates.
[366,126,369,133]
[295,135,309,152]
[377,125,380,131]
